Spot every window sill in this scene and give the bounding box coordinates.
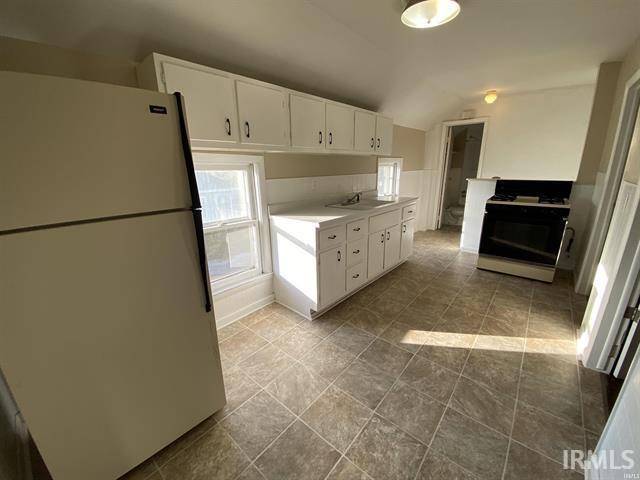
[211,272,273,300]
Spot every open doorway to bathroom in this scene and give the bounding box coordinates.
[437,120,487,229]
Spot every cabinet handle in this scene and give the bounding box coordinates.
[387,231,390,241]
[244,121,250,138]
[319,131,323,144]
[352,273,360,279]
[377,138,381,149]
[337,250,341,262]
[329,132,333,145]
[328,234,337,239]
[407,210,414,214]
[353,227,361,232]
[370,137,374,148]
[353,249,360,254]
[403,225,407,233]
[380,233,385,244]
[225,118,231,136]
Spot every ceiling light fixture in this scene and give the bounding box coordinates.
[401,0,461,29]
[484,90,498,104]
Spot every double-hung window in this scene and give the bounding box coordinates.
[377,158,402,196]
[193,154,266,289]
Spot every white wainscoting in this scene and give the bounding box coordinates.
[399,169,428,231]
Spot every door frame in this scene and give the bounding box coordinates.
[576,67,640,294]
[435,117,489,229]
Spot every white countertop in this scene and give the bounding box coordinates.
[269,196,419,228]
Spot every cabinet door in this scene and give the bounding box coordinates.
[319,246,346,307]
[401,219,415,260]
[354,111,376,153]
[375,115,394,155]
[326,103,354,150]
[367,231,385,279]
[162,62,238,145]
[236,80,289,147]
[384,224,401,269]
[290,94,325,149]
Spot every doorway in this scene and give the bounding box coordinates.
[437,120,487,229]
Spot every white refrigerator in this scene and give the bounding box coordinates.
[0,71,226,479]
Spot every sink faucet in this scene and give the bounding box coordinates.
[346,192,362,204]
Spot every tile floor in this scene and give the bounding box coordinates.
[122,227,610,480]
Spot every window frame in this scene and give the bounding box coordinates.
[192,153,271,292]
[377,157,403,196]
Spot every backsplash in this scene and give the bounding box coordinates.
[265,173,377,205]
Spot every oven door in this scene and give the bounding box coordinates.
[479,203,569,267]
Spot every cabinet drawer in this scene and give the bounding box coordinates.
[369,209,401,233]
[318,225,346,251]
[346,263,366,292]
[347,218,367,241]
[402,203,417,220]
[347,239,366,267]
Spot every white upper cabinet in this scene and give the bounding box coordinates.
[236,81,289,147]
[161,62,239,146]
[290,94,325,149]
[354,111,376,153]
[375,116,394,155]
[326,103,354,151]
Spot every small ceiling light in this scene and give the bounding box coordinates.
[401,0,461,29]
[484,90,498,104]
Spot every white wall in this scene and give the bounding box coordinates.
[467,85,596,181]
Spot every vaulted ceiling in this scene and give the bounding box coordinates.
[2,0,639,130]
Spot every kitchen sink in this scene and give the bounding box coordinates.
[326,198,396,210]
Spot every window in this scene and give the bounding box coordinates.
[194,154,267,288]
[377,158,402,196]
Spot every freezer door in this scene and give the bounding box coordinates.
[0,211,225,480]
[0,71,192,232]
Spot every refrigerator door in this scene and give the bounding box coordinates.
[0,211,225,480]
[0,71,192,232]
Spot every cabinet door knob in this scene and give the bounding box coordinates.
[337,250,341,262]
[370,137,374,148]
[352,273,360,279]
[225,118,231,136]
[329,132,333,145]
[244,121,250,138]
[319,131,323,144]
[328,234,337,239]
[377,138,381,149]
[353,227,361,231]
[353,249,360,254]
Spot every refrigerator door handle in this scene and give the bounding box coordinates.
[174,92,212,312]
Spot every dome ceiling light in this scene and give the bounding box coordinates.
[484,90,498,104]
[401,0,461,29]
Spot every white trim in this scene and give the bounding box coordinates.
[436,118,489,228]
[576,66,640,294]
[212,273,274,328]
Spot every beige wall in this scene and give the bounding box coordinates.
[0,36,137,87]
[264,153,376,179]
[391,125,426,171]
[575,62,622,185]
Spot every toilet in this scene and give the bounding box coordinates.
[444,191,466,226]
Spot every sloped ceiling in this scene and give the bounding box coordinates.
[1,0,639,130]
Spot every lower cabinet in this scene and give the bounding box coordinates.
[368,231,386,279]
[401,218,415,260]
[383,224,401,269]
[319,245,346,308]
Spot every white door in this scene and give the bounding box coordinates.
[0,211,225,480]
[162,62,239,146]
[368,231,385,279]
[375,116,394,155]
[384,224,402,269]
[401,219,415,260]
[236,80,289,147]
[326,103,354,151]
[319,246,346,307]
[290,94,325,149]
[354,111,376,153]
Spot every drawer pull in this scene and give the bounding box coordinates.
[353,227,361,232]
[328,234,337,239]
[407,210,414,214]
[353,249,360,254]
[352,273,360,279]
